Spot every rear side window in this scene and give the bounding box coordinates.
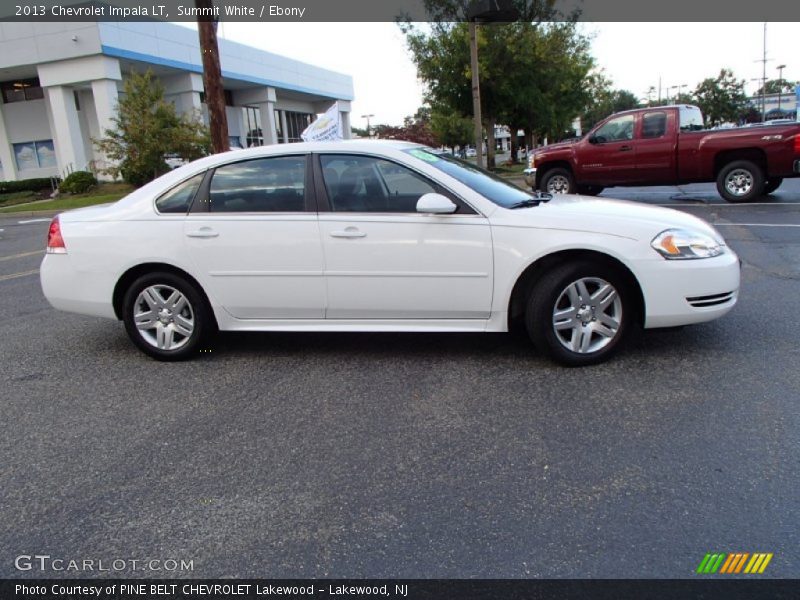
[642,112,667,138]
[679,106,705,131]
[209,156,306,213]
[155,173,204,214]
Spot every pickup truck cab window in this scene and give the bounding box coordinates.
[593,115,634,143]
[679,105,705,131]
[642,112,667,138]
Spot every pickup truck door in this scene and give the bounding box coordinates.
[577,114,638,185]
[634,109,677,184]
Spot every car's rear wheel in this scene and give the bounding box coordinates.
[540,168,576,195]
[526,261,632,366]
[763,177,783,195]
[716,160,764,203]
[122,272,211,361]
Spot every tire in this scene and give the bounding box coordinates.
[525,261,633,366]
[763,178,783,195]
[122,271,211,361]
[539,167,576,195]
[577,185,604,196]
[716,160,764,203]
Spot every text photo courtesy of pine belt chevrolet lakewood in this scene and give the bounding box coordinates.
[40,140,740,367]
[525,104,800,202]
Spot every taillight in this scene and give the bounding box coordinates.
[46,216,67,254]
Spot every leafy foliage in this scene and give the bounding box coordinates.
[430,110,473,149]
[692,69,748,127]
[59,171,97,194]
[579,72,640,132]
[0,178,57,194]
[94,70,210,186]
[373,108,439,146]
[756,79,797,96]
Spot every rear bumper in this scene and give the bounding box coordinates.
[40,254,117,319]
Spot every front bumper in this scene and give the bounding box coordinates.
[523,167,537,188]
[636,249,741,329]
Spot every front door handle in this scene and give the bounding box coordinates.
[330,227,366,239]
[186,227,219,238]
[619,145,633,152]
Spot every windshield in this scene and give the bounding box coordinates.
[402,147,535,208]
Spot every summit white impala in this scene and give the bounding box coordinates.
[40,141,740,366]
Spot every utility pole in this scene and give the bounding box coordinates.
[776,64,786,113]
[196,0,229,153]
[468,21,484,168]
[755,22,769,122]
[361,113,375,138]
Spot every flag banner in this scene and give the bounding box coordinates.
[301,104,342,142]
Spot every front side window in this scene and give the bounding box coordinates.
[320,154,438,213]
[209,156,306,213]
[156,173,204,214]
[593,115,635,143]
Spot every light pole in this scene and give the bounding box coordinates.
[776,64,786,114]
[361,114,374,138]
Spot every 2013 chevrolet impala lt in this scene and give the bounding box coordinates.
[40,141,740,366]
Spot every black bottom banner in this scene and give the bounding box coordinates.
[2,579,798,600]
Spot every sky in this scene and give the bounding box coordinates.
[210,21,799,128]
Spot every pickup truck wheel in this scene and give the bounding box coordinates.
[540,168,576,195]
[526,261,631,366]
[717,160,764,203]
[764,178,783,194]
[577,185,604,196]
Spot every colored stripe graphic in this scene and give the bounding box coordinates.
[700,553,773,574]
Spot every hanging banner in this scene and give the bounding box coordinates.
[301,103,343,142]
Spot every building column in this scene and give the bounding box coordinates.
[45,85,88,176]
[0,102,18,181]
[280,110,289,143]
[337,100,352,139]
[258,102,278,145]
[91,79,119,180]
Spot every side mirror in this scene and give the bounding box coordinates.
[416,193,457,214]
[588,135,598,144]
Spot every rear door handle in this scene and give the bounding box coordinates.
[186,227,219,238]
[330,228,366,239]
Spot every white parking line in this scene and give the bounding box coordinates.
[655,202,800,207]
[0,250,44,262]
[17,218,51,224]
[712,223,800,228]
[0,269,39,282]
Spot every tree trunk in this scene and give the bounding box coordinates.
[196,0,229,154]
[485,117,496,170]
[509,127,519,164]
[523,129,534,154]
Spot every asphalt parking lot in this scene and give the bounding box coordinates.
[1,181,798,579]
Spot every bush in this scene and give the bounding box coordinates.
[60,171,97,194]
[0,178,58,194]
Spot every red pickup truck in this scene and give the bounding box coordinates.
[525,105,800,202]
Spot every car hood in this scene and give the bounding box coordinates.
[499,194,723,243]
[534,140,576,156]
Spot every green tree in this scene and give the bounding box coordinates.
[95,70,210,186]
[430,110,473,150]
[373,109,439,146]
[580,72,640,132]
[756,79,797,95]
[693,69,748,127]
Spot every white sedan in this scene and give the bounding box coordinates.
[40,140,740,366]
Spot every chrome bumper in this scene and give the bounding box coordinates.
[523,167,537,188]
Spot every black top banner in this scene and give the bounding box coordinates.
[3,579,800,600]
[1,0,800,22]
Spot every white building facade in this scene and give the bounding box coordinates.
[0,21,354,181]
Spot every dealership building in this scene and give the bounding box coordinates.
[0,21,354,181]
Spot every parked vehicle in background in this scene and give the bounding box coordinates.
[41,140,739,367]
[524,105,800,202]
[465,147,477,157]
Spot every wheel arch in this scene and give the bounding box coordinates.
[713,148,767,179]
[112,262,217,328]
[507,249,645,331]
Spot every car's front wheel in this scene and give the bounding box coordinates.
[539,168,576,195]
[526,262,632,366]
[122,272,211,361]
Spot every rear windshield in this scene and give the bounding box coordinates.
[402,148,535,208]
[679,106,705,132]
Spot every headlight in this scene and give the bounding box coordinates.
[651,229,723,260]
[528,155,536,169]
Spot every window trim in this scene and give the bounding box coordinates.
[312,152,479,216]
[191,153,316,215]
[154,171,209,216]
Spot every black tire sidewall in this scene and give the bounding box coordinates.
[122,272,209,361]
[717,160,765,203]
[539,168,576,195]
[764,178,783,194]
[526,261,632,366]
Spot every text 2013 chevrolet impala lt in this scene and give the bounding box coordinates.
[40,141,740,366]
